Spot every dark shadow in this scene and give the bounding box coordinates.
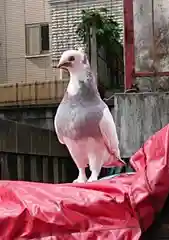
[60,157,78,183]
[36,156,43,182]
[48,158,54,183]
[24,155,31,181]
[8,153,17,180]
[142,195,169,239]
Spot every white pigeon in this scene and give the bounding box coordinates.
[54,49,125,183]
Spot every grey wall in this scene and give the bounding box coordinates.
[0,105,57,131]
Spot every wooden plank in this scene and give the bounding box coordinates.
[17,155,25,180]
[30,156,39,182]
[0,81,67,107]
[0,118,69,157]
[42,157,49,183]
[61,160,67,183]
[0,154,9,180]
[53,157,59,183]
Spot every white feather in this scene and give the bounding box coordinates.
[54,115,64,144]
[67,79,80,95]
[99,106,123,161]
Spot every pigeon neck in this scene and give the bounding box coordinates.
[67,76,80,96]
[67,67,98,96]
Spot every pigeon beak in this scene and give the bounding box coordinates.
[57,62,63,68]
[57,61,71,69]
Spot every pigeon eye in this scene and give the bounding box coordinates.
[68,56,75,61]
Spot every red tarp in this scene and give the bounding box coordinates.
[0,124,169,239]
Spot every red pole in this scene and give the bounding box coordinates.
[123,0,135,90]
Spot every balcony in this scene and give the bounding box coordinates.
[0,80,69,107]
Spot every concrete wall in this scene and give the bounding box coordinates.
[2,92,168,159]
[113,92,169,158]
[0,0,53,84]
[0,105,56,131]
[0,100,113,132]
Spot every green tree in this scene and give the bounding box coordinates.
[76,8,124,90]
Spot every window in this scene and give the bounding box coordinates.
[25,23,49,56]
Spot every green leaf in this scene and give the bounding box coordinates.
[76,7,122,64]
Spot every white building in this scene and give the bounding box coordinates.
[0,0,54,84]
[49,0,124,60]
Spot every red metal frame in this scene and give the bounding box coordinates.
[135,72,169,77]
[123,0,134,90]
[123,0,169,90]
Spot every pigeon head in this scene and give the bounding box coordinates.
[57,49,88,72]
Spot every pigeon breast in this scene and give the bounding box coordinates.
[55,80,106,140]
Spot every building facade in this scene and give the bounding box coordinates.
[0,0,54,84]
[0,0,124,84]
[49,0,124,60]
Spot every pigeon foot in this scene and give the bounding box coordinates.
[87,174,98,182]
[73,174,87,183]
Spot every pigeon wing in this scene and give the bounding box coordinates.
[99,106,125,164]
[54,114,64,144]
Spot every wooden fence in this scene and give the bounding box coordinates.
[0,80,68,106]
[113,92,169,158]
[1,92,169,182]
[0,118,76,183]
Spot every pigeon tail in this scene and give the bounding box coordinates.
[103,155,126,168]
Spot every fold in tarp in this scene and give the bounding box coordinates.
[0,124,169,239]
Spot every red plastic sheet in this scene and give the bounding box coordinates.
[0,124,169,239]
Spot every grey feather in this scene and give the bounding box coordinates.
[55,69,106,140]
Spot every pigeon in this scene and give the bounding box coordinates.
[54,49,125,183]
